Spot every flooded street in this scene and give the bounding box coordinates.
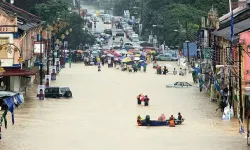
[0,62,248,150]
[0,4,248,150]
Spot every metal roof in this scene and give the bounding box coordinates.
[213,18,250,40]
[0,1,42,31]
[18,23,38,31]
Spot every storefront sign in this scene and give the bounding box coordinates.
[0,12,18,33]
[203,47,211,59]
[34,42,45,54]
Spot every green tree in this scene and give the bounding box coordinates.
[66,12,95,48]
[30,0,95,48]
[114,0,229,47]
[30,0,69,24]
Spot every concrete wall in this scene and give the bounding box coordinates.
[9,76,20,92]
[240,31,250,84]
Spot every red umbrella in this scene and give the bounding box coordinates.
[140,95,145,101]
[104,50,110,54]
[114,53,121,57]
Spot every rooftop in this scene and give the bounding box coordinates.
[0,0,43,30]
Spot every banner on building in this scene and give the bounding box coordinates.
[37,85,45,100]
[45,75,51,88]
[50,66,57,81]
[55,58,61,73]
[203,47,211,59]
[34,42,45,54]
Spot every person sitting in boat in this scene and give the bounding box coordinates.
[137,115,142,126]
[178,112,182,120]
[169,115,175,127]
[144,95,150,106]
[158,114,166,121]
[153,61,158,68]
[163,66,168,75]
[145,115,150,125]
[137,94,142,105]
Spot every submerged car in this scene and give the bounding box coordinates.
[155,54,177,61]
[104,29,112,35]
[166,82,195,88]
[116,29,124,36]
[44,87,72,98]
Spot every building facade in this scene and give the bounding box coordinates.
[0,1,44,95]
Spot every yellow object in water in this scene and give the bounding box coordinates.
[96,11,100,16]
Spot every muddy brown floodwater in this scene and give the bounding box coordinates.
[1,4,249,149]
[0,61,248,150]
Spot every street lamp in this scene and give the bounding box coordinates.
[18,57,24,69]
[56,39,60,58]
[0,65,5,78]
[65,30,69,35]
[82,28,86,49]
[60,34,66,68]
[184,40,190,71]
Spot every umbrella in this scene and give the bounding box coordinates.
[107,54,114,57]
[104,50,110,54]
[127,51,133,55]
[135,54,140,57]
[92,51,98,54]
[101,55,106,57]
[114,53,121,57]
[77,50,83,53]
[140,95,145,101]
[120,50,127,54]
[134,57,140,61]
[122,57,131,63]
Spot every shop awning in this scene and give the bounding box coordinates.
[213,18,250,40]
[2,69,37,77]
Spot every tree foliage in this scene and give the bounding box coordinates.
[30,0,69,24]
[113,0,230,47]
[30,0,95,48]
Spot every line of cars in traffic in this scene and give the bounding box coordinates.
[120,20,140,43]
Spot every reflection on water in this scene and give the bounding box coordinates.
[0,63,248,150]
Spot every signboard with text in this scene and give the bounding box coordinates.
[34,42,45,54]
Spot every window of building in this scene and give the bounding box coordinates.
[0,37,9,45]
[0,37,9,59]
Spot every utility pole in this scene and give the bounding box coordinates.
[40,30,43,85]
[185,21,190,69]
[78,0,81,16]
[46,31,50,75]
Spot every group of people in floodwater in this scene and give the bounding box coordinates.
[121,61,147,72]
[136,94,150,106]
[153,61,187,75]
[137,112,183,127]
